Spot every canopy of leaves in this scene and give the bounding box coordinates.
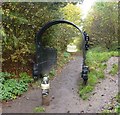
[83,2,118,50]
[2,2,82,75]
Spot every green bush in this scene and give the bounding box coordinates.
[1,72,33,101]
[0,72,13,83]
[19,72,33,83]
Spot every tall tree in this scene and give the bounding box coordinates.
[83,2,118,50]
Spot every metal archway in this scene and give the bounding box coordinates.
[33,20,89,84]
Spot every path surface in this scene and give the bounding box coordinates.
[2,56,118,113]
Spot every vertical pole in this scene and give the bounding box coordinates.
[81,31,89,85]
[41,75,50,106]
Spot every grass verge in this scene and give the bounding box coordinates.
[109,64,118,76]
[79,47,118,100]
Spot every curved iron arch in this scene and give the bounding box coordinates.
[36,20,84,44]
[33,20,88,84]
[35,20,86,60]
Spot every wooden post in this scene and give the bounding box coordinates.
[42,94,50,106]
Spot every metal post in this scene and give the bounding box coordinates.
[81,31,90,85]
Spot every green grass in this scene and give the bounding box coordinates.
[33,106,45,113]
[79,47,118,100]
[109,64,118,76]
[79,85,94,100]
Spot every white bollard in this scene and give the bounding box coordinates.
[41,76,50,106]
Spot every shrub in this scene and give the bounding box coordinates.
[1,72,33,101]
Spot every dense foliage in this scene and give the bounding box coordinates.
[83,2,118,50]
[1,2,82,101]
[0,72,33,100]
[1,2,82,75]
[2,3,62,63]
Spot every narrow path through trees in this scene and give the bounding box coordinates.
[2,56,118,113]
